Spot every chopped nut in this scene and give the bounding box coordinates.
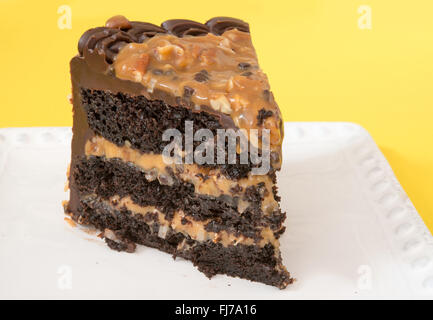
[210,95,232,114]
[173,45,185,56]
[213,233,222,243]
[237,199,249,214]
[157,174,174,186]
[105,15,131,29]
[155,44,184,61]
[226,77,234,91]
[218,38,233,53]
[158,225,169,239]
[191,44,201,58]
[132,71,141,82]
[196,230,206,242]
[136,53,149,74]
[199,48,217,65]
[103,228,117,241]
[147,78,157,93]
[144,168,158,181]
[231,94,249,112]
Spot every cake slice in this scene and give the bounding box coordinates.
[65,15,292,288]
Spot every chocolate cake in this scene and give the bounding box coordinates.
[65,15,293,289]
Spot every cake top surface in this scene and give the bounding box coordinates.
[76,16,284,168]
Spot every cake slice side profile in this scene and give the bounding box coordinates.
[65,15,292,289]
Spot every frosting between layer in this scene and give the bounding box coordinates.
[84,135,279,215]
[108,195,279,248]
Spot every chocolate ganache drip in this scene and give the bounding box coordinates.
[77,15,249,72]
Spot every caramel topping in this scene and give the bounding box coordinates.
[113,29,283,165]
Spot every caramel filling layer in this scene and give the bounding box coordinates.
[85,135,279,215]
[113,29,283,168]
[109,195,278,248]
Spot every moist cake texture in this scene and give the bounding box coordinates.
[65,15,292,288]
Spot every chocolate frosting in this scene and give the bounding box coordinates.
[77,16,249,71]
[127,22,166,42]
[205,17,250,35]
[162,19,210,37]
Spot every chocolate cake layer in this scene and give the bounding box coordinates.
[70,194,292,288]
[81,88,260,179]
[72,156,286,241]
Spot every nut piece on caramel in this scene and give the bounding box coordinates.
[106,15,132,29]
[210,95,232,114]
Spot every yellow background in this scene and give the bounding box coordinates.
[1,0,432,231]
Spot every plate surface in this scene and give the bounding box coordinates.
[0,123,432,299]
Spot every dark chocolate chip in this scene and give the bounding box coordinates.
[241,71,253,77]
[263,89,271,102]
[230,184,243,194]
[238,62,251,70]
[194,70,210,82]
[152,69,164,75]
[183,86,195,98]
[181,217,191,225]
[257,108,274,126]
[195,173,209,181]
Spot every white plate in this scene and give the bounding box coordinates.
[0,123,432,299]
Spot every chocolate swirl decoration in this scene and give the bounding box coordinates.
[161,19,209,37]
[77,15,250,72]
[127,22,166,43]
[78,27,135,73]
[205,17,250,35]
